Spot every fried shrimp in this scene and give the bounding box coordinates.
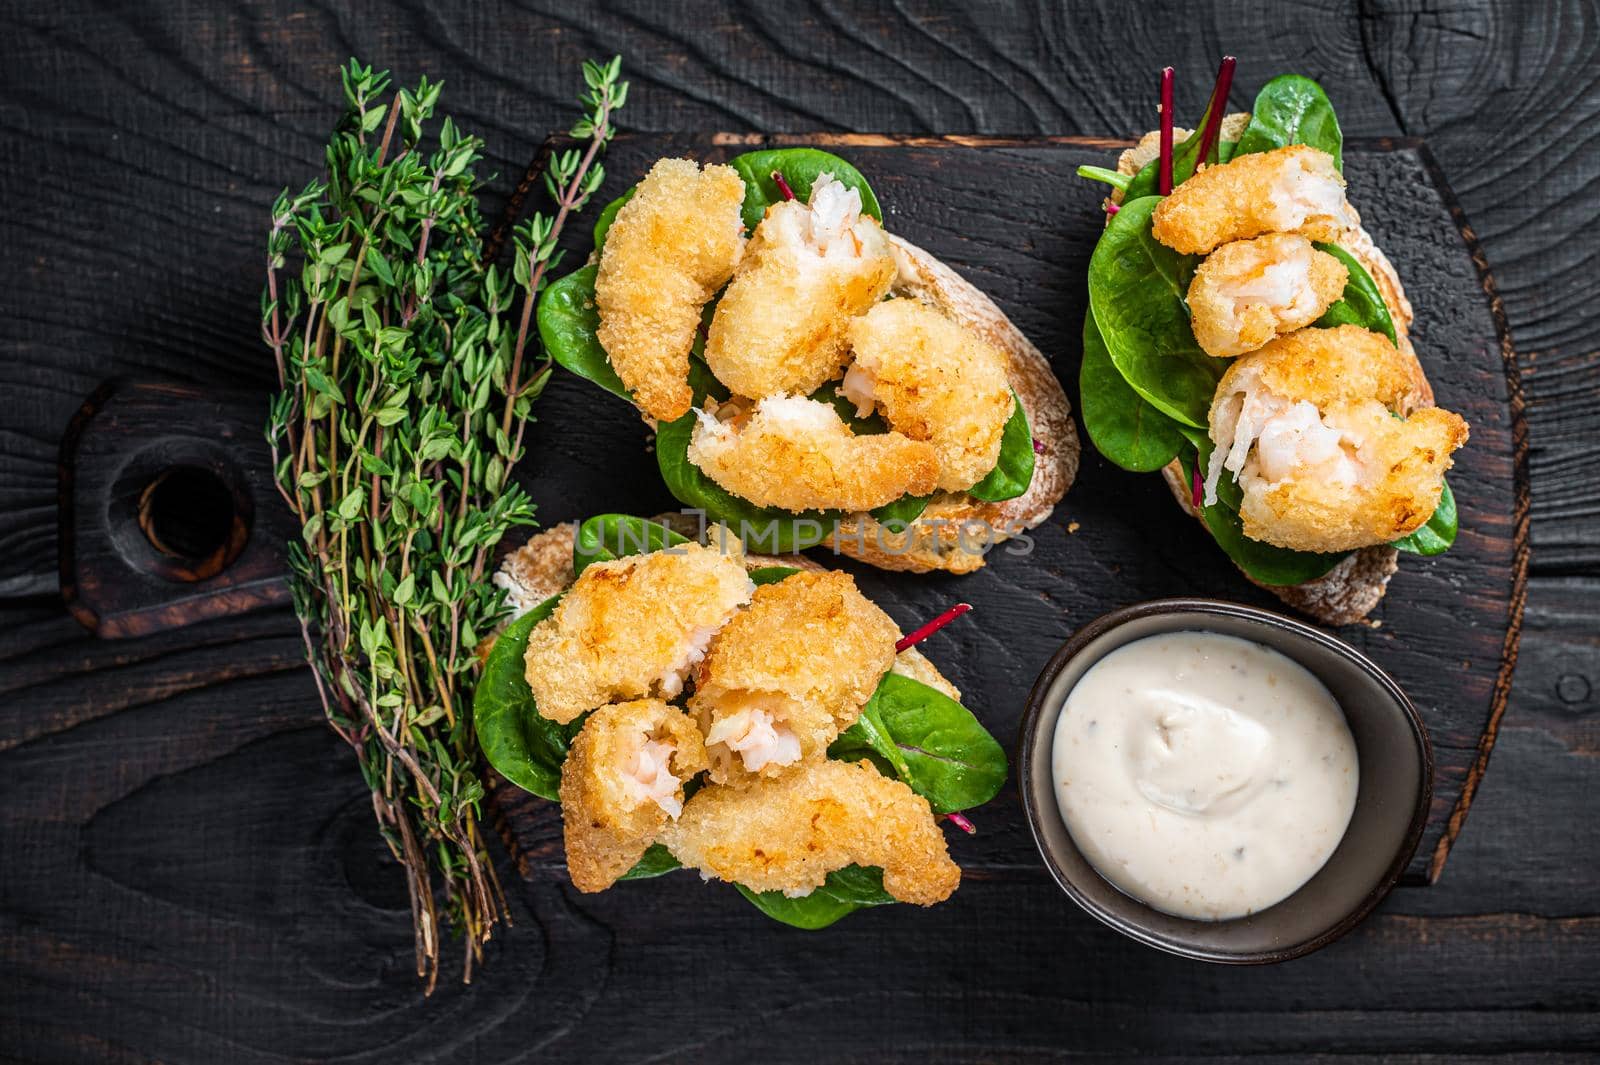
[1187,234,1349,358]
[686,394,939,512]
[705,173,896,399]
[841,299,1014,492]
[560,699,709,893]
[1152,145,1354,256]
[1204,325,1469,552]
[523,538,754,723]
[690,571,899,783]
[662,758,961,905]
[594,158,747,422]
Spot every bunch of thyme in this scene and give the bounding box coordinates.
[263,57,625,990]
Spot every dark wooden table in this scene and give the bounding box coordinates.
[3,2,1596,1060]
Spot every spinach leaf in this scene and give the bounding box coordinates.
[1392,478,1457,556]
[727,148,882,233]
[619,843,681,880]
[830,672,1007,814]
[871,492,934,530]
[593,189,634,250]
[966,395,1036,502]
[735,865,896,929]
[1313,243,1397,344]
[1087,197,1221,428]
[1233,74,1343,171]
[747,564,802,586]
[1079,311,1188,472]
[574,513,692,574]
[1076,165,1131,192]
[536,265,633,402]
[472,597,578,801]
[1178,435,1349,586]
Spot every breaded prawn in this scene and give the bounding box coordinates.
[662,758,960,905]
[1204,325,1469,552]
[1187,234,1349,358]
[686,394,939,513]
[705,173,896,399]
[1152,145,1354,256]
[523,538,754,723]
[595,159,747,422]
[690,571,899,783]
[560,699,708,893]
[842,299,1013,492]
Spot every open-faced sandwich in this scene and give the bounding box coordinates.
[537,149,1078,574]
[1077,62,1469,624]
[475,514,1005,926]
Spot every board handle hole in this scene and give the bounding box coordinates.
[112,454,253,584]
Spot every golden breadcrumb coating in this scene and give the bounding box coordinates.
[662,758,960,905]
[705,175,896,399]
[1187,234,1349,358]
[560,699,708,893]
[842,299,1014,492]
[595,158,747,422]
[1205,325,1469,552]
[523,539,753,723]
[685,394,939,513]
[1152,145,1353,256]
[689,570,899,783]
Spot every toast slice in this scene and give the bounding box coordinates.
[1115,117,1431,625]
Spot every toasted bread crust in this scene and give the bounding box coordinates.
[1122,117,1434,624]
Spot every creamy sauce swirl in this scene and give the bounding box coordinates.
[1052,631,1358,920]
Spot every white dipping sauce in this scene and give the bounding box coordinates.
[1051,631,1358,920]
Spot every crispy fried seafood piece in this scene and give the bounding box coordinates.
[662,758,960,905]
[523,539,754,723]
[560,699,709,893]
[1152,145,1354,256]
[1204,325,1469,552]
[690,571,899,783]
[705,174,896,399]
[595,158,747,422]
[841,299,1014,492]
[1187,234,1349,358]
[686,394,939,512]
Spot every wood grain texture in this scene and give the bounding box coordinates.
[1,0,1596,1060]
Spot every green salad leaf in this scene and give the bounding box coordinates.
[1086,196,1221,428]
[736,865,896,929]
[1392,478,1457,555]
[574,513,692,574]
[1079,312,1188,472]
[966,395,1036,502]
[727,147,883,232]
[1233,74,1343,170]
[1178,434,1349,586]
[619,843,681,880]
[537,264,632,402]
[593,188,634,249]
[829,671,1007,815]
[1313,243,1397,344]
[472,597,576,801]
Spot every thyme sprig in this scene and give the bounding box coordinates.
[263,56,625,991]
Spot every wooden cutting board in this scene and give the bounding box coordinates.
[485,132,1528,888]
[59,133,1527,887]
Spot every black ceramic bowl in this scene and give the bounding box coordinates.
[1018,598,1432,964]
